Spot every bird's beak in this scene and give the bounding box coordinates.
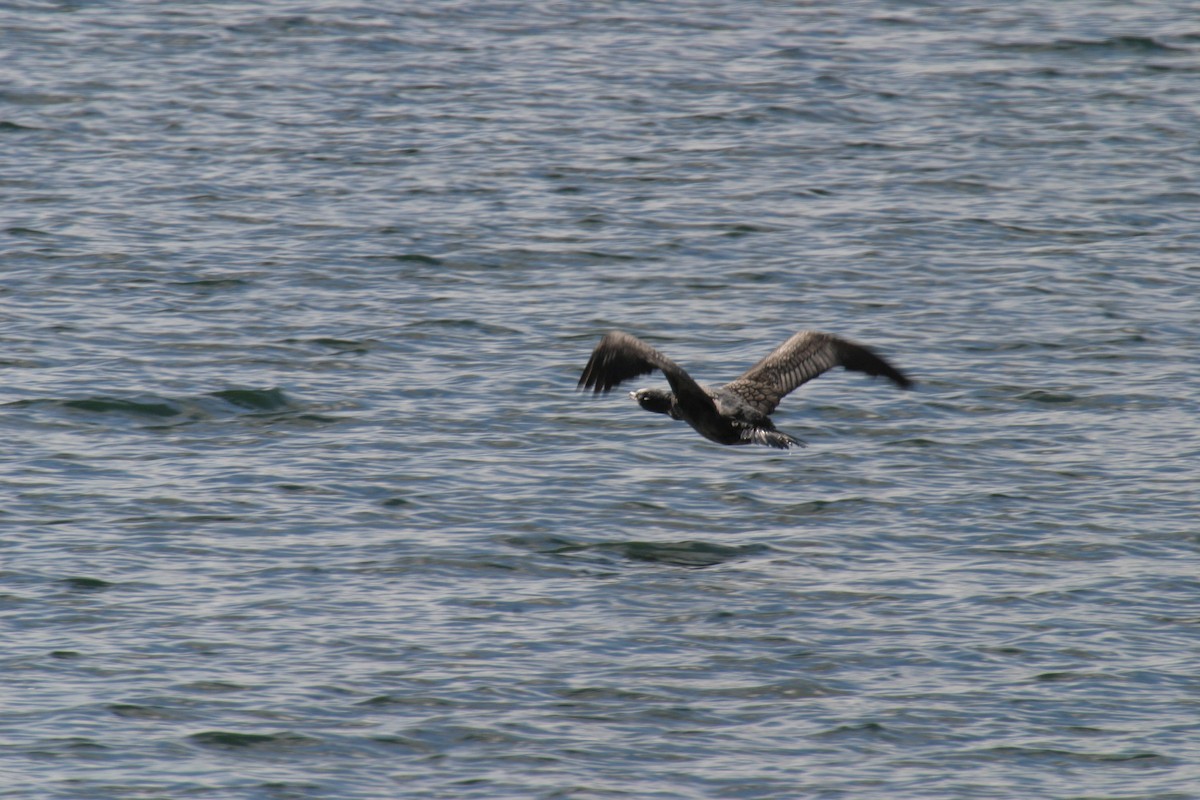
[628,391,637,401]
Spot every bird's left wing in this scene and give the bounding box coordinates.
[722,331,912,415]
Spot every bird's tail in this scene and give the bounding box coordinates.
[741,427,805,450]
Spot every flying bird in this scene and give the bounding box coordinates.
[578,330,912,449]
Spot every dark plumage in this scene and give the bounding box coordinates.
[578,330,912,449]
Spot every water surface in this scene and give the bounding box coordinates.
[3,2,1199,798]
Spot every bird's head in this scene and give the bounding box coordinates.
[629,388,673,415]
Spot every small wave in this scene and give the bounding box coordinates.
[305,337,373,353]
[108,704,178,721]
[4,226,51,237]
[993,35,1188,55]
[977,745,1168,765]
[1018,389,1077,404]
[62,397,182,417]
[208,388,291,412]
[371,253,443,265]
[61,576,113,591]
[509,535,767,567]
[189,731,320,751]
[403,318,521,336]
[7,387,306,425]
[612,540,768,566]
[170,277,251,291]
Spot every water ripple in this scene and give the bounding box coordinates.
[3,1,1199,798]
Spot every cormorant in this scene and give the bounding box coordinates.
[578,330,912,449]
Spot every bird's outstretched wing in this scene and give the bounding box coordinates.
[578,331,678,393]
[577,331,715,413]
[721,331,912,416]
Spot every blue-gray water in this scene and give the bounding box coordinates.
[3,2,1199,798]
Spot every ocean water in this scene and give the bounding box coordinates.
[2,2,1199,798]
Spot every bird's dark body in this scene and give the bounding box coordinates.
[640,385,784,446]
[578,330,912,449]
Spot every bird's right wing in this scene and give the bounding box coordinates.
[577,331,678,393]
[577,331,715,412]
